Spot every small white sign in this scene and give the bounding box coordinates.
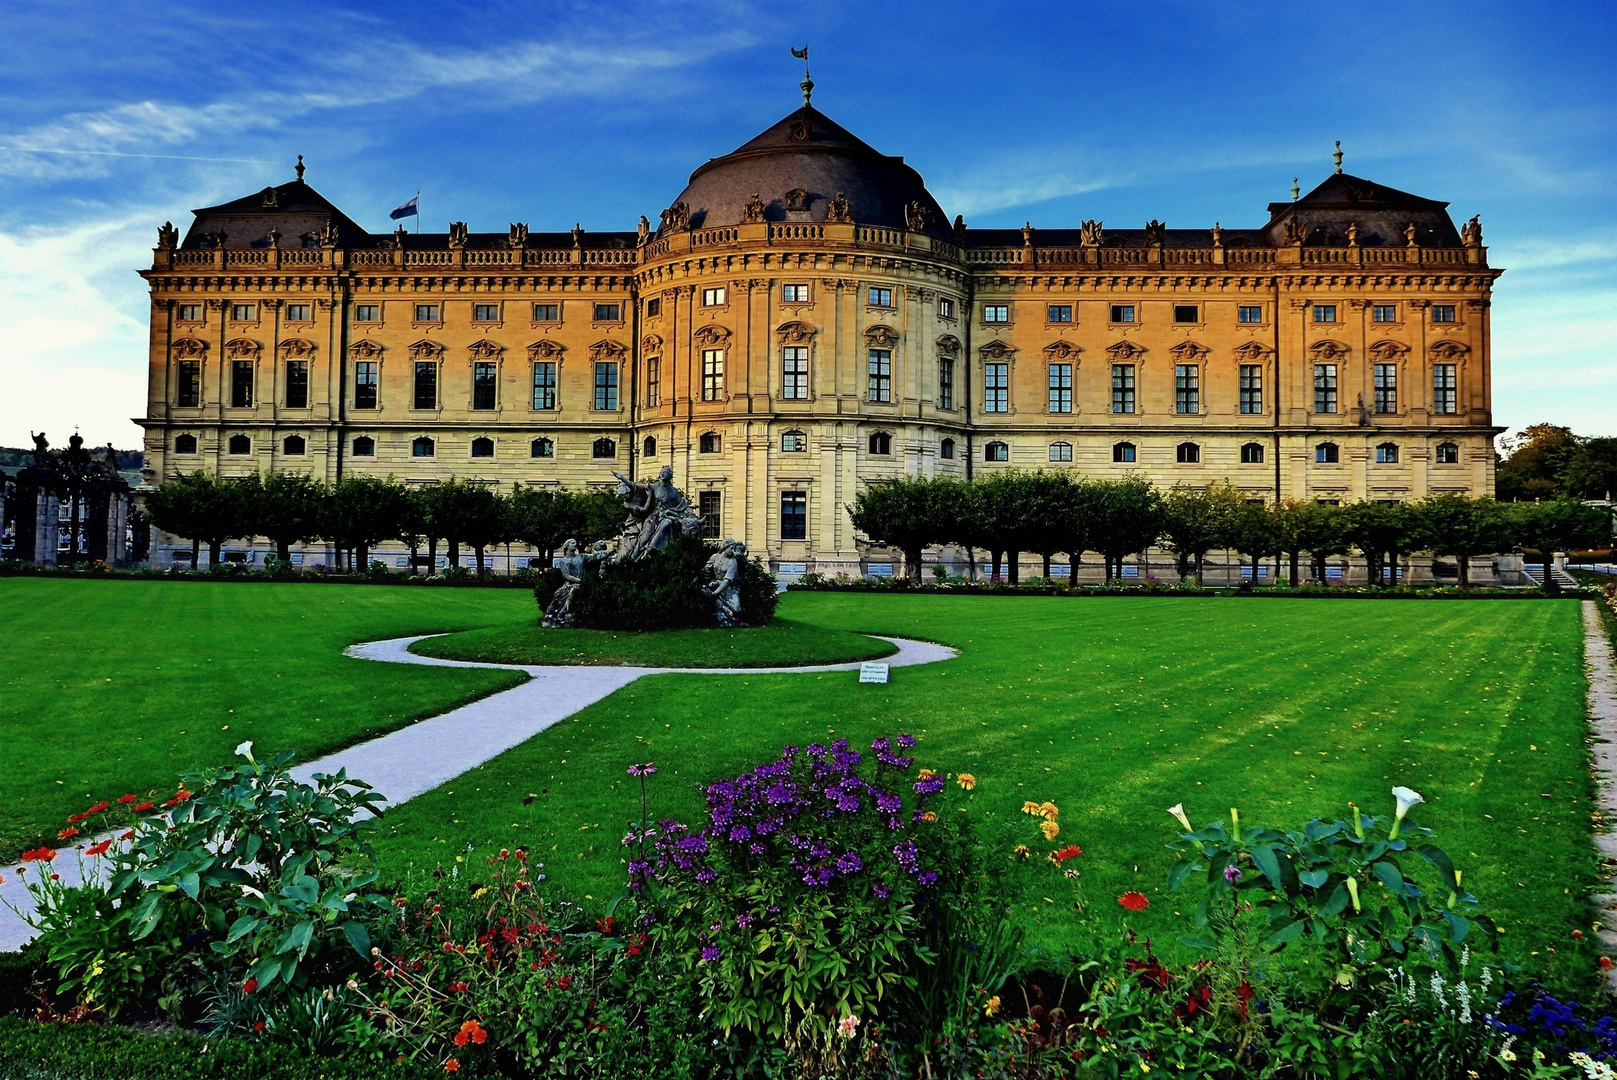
[859,662,891,684]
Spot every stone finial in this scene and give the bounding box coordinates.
[1333,140,1343,174]
[295,154,305,181]
[1291,177,1300,201]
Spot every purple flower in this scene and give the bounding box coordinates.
[695,866,717,883]
[1224,864,1242,883]
[628,762,657,777]
[897,734,916,749]
[736,912,755,928]
[873,883,891,900]
[836,851,863,876]
[914,775,946,797]
[871,737,891,752]
[875,790,902,814]
[700,945,722,963]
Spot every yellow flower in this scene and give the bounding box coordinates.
[921,811,938,823]
[1040,802,1059,821]
[1040,819,1060,841]
[1013,844,1031,861]
[956,773,977,791]
[1022,801,1042,816]
[984,995,1001,1016]
[918,768,936,781]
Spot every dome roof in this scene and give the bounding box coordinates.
[663,105,952,240]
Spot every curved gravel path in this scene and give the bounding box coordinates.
[1,633,954,950]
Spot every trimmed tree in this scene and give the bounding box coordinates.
[1159,483,1244,586]
[848,476,952,581]
[325,476,410,571]
[1509,499,1613,594]
[1416,493,1513,587]
[143,471,248,567]
[1090,477,1163,583]
[248,471,327,565]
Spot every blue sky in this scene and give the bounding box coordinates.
[1,0,1612,449]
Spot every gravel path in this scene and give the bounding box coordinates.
[1582,600,1617,990]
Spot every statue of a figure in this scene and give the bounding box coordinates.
[610,465,702,561]
[542,539,609,628]
[703,538,748,628]
[30,432,49,464]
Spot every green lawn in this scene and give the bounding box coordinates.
[410,618,897,668]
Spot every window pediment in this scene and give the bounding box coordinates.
[978,339,1015,359]
[1368,339,1409,362]
[171,337,208,359]
[528,339,565,361]
[224,337,260,359]
[693,324,731,348]
[589,338,627,362]
[936,334,961,358]
[407,339,443,360]
[1043,340,1081,361]
[350,339,384,359]
[864,324,900,348]
[1429,340,1470,361]
[1232,341,1271,362]
[1309,339,1350,361]
[1106,340,1146,361]
[640,334,663,354]
[1168,340,1207,362]
[467,339,503,360]
[279,338,315,359]
[776,320,817,344]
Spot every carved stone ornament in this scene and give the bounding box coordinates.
[789,117,812,143]
[260,186,280,209]
[171,338,208,359]
[1169,340,1209,361]
[865,325,900,348]
[467,339,503,360]
[1143,219,1167,246]
[224,338,261,359]
[448,221,469,248]
[1368,340,1409,362]
[279,338,315,359]
[1404,222,1419,247]
[784,188,810,212]
[157,221,179,250]
[905,202,930,232]
[1232,341,1270,363]
[1461,214,1483,247]
[350,339,384,359]
[1429,340,1470,361]
[828,191,852,223]
[1284,216,1307,244]
[661,201,690,232]
[1210,222,1224,248]
[527,339,565,361]
[978,339,1015,360]
[1106,341,1146,361]
[692,324,731,348]
[317,220,340,248]
[589,339,628,363]
[743,193,766,223]
[387,225,407,250]
[776,320,816,344]
[409,340,444,360]
[1346,221,1360,247]
[640,334,663,355]
[1044,341,1081,361]
[936,334,962,358]
[508,222,529,248]
[1080,220,1104,246]
[1309,340,1351,361]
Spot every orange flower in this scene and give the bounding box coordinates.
[85,839,113,857]
[1049,844,1082,865]
[117,794,137,805]
[1022,801,1042,816]
[1039,820,1060,841]
[86,801,109,816]
[133,801,155,813]
[1573,930,1584,940]
[956,773,976,791]
[454,1020,487,1047]
[1118,891,1150,912]
[19,847,57,863]
[57,827,79,841]
[1039,802,1059,821]
[917,768,936,781]
[444,1059,461,1073]
[1013,844,1031,861]
[921,811,938,823]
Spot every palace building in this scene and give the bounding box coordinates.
[137,90,1501,576]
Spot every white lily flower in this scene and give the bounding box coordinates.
[1389,786,1424,838]
[1166,804,1192,832]
[235,740,255,761]
[240,884,265,898]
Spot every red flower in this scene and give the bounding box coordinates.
[556,975,573,990]
[444,1059,461,1073]
[596,916,616,935]
[1235,981,1255,1018]
[86,801,109,816]
[117,794,137,805]
[242,978,258,994]
[57,827,79,841]
[19,847,57,863]
[1118,891,1151,912]
[174,790,192,802]
[252,1021,265,1033]
[85,840,113,857]
[133,801,155,813]
[1049,844,1083,865]
[453,1020,487,1047]
[67,812,85,824]
[120,830,135,840]
[1602,957,1614,971]
[1574,930,1584,940]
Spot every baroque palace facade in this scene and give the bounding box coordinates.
[138,98,1501,575]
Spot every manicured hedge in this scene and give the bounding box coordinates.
[786,578,1589,600]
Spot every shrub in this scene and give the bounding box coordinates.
[568,534,776,630]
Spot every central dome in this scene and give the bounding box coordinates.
[664,105,953,240]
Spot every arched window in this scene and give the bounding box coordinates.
[592,437,616,459]
[412,436,435,458]
[643,436,657,458]
[531,437,554,459]
[868,432,892,455]
[228,434,251,455]
[940,438,955,460]
[1435,441,1460,464]
[352,436,375,457]
[1315,442,1339,464]
[471,437,494,458]
[1376,442,1400,463]
[699,432,721,454]
[781,430,807,453]
[1049,441,1073,462]
[1113,442,1136,463]
[984,441,1008,462]
[1241,442,1265,464]
[174,433,198,454]
[1176,442,1200,464]
[282,434,306,456]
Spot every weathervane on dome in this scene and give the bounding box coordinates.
[791,46,812,107]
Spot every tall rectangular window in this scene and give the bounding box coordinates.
[473,361,498,410]
[1238,365,1262,414]
[938,297,955,319]
[531,362,556,409]
[782,284,808,303]
[782,346,809,399]
[285,360,309,409]
[645,297,661,317]
[1314,364,1338,413]
[594,362,619,410]
[983,362,1009,413]
[1433,364,1457,413]
[1313,304,1337,323]
[867,350,892,402]
[355,361,378,409]
[645,357,660,407]
[701,350,724,401]
[1047,364,1072,413]
[1174,364,1200,414]
[177,360,200,407]
[938,358,953,410]
[1111,364,1135,414]
[781,492,807,540]
[1238,305,1262,323]
[230,360,253,407]
[868,286,893,307]
[1373,304,1398,323]
[1374,364,1398,413]
[414,361,437,409]
[698,491,721,539]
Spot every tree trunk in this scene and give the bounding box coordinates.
[1544,553,1560,595]
[427,537,438,576]
[359,542,370,571]
[1289,551,1300,588]
[447,540,461,570]
[1071,552,1081,585]
[276,539,291,563]
[989,550,1003,583]
[1194,551,1204,587]
[1042,553,1052,579]
[1176,550,1191,583]
[966,547,977,582]
[907,547,922,581]
[191,538,201,568]
[1007,550,1021,585]
[474,545,487,573]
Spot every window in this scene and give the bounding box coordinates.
[1239,365,1263,414]
[1113,442,1136,463]
[412,436,435,457]
[700,432,721,454]
[471,437,494,458]
[531,437,554,458]
[230,360,254,407]
[1048,364,1072,413]
[781,430,807,453]
[782,346,809,399]
[1315,442,1339,464]
[177,303,202,322]
[1241,442,1265,464]
[1314,364,1338,413]
[701,349,725,401]
[698,491,722,538]
[473,304,500,322]
[1174,365,1200,414]
[1047,304,1073,323]
[938,358,954,410]
[1431,304,1456,324]
[355,361,377,409]
[414,304,439,322]
[782,284,809,303]
[983,304,1010,324]
[592,437,616,459]
[645,297,661,317]
[1173,304,1199,324]
[702,287,726,307]
[594,303,621,321]
[1376,443,1400,463]
[984,441,1008,462]
[867,349,892,403]
[1049,441,1073,462]
[285,360,309,409]
[984,362,1009,413]
[1111,364,1136,414]
[940,438,955,460]
[781,492,807,540]
[177,360,201,407]
[938,297,955,319]
[1433,364,1457,413]
[1435,441,1460,464]
[1110,304,1135,323]
[175,433,198,454]
[533,302,559,322]
[868,286,893,307]
[228,434,251,455]
[532,362,556,410]
[352,436,375,457]
[1373,304,1397,323]
[232,303,256,322]
[286,303,310,322]
[283,434,306,456]
[1238,305,1262,324]
[473,361,498,409]
[1313,304,1337,323]
[645,357,660,407]
[643,436,657,457]
[413,362,437,409]
[868,432,892,455]
[594,362,619,410]
[1374,364,1398,413]
[1176,442,1200,464]
[354,304,379,322]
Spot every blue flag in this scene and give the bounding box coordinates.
[390,195,419,220]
